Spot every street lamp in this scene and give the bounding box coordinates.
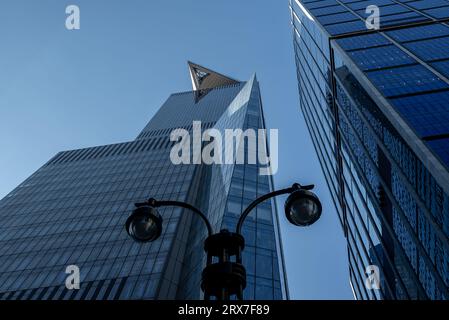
[124,182,322,300]
[284,188,322,227]
[125,205,163,242]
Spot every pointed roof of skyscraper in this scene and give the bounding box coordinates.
[188,61,239,91]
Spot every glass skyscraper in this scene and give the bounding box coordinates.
[291,0,449,299]
[0,62,288,300]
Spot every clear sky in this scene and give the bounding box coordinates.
[0,0,353,299]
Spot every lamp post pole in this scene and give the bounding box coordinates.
[125,183,322,301]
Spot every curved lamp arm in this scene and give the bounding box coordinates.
[235,183,314,235]
[137,198,214,237]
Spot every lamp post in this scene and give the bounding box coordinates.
[125,183,322,300]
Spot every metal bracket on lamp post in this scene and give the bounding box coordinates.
[137,198,214,237]
[235,183,314,235]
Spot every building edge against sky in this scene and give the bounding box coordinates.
[0,63,288,300]
[291,0,449,299]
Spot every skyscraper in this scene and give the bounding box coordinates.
[291,0,449,300]
[0,63,287,300]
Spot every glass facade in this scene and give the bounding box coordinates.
[0,66,287,300]
[291,0,449,299]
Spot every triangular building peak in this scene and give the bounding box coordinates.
[188,61,239,91]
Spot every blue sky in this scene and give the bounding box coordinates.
[0,0,353,299]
